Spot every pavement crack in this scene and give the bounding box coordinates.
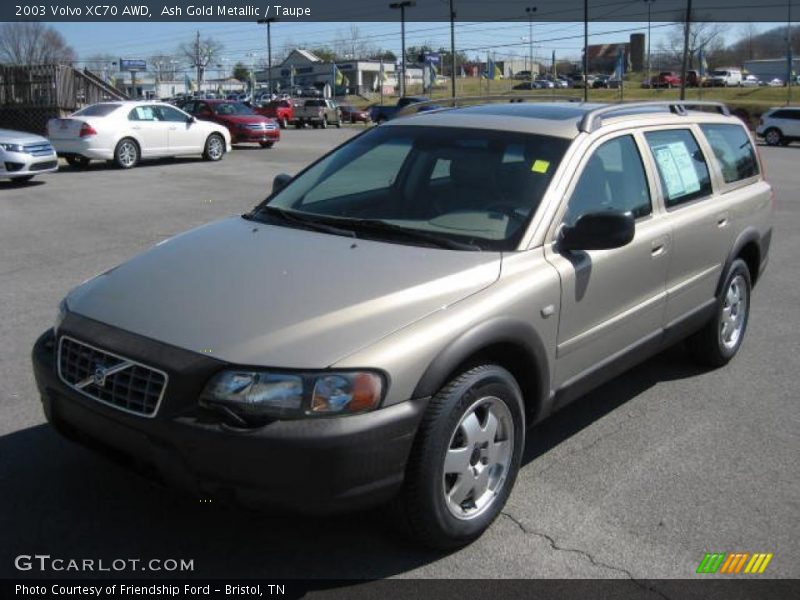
[500,512,672,600]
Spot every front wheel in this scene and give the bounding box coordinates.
[114,138,139,169]
[281,117,289,128]
[393,364,525,549]
[764,128,783,146]
[321,117,328,129]
[688,258,751,367]
[203,133,225,161]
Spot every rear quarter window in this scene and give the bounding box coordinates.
[74,103,121,117]
[699,123,759,184]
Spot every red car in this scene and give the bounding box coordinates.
[184,99,280,148]
[338,103,371,124]
[653,72,682,88]
[253,100,294,129]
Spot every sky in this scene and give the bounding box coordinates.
[50,20,770,72]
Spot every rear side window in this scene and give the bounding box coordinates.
[771,110,800,120]
[699,123,759,184]
[645,129,712,208]
[128,106,158,121]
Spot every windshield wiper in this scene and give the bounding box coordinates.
[248,206,356,238]
[343,218,482,251]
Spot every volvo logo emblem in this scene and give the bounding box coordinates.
[93,365,108,387]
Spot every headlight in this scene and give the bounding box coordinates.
[0,143,25,153]
[54,298,68,335]
[200,369,384,420]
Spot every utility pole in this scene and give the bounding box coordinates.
[390,1,415,97]
[526,7,537,79]
[679,0,693,101]
[257,17,278,94]
[788,0,794,105]
[449,0,456,99]
[583,0,589,102]
[644,0,655,87]
[195,30,201,93]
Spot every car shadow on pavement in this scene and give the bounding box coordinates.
[0,180,46,190]
[0,345,706,580]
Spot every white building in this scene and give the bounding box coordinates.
[743,58,800,82]
[115,73,244,99]
[257,48,404,96]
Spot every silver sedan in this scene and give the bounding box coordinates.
[0,128,58,183]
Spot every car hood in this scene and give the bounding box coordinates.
[66,217,502,368]
[0,128,48,145]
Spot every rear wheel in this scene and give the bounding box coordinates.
[320,117,328,129]
[114,138,139,169]
[764,128,783,146]
[393,364,525,549]
[688,258,751,367]
[203,133,225,161]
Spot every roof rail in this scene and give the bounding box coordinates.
[396,94,580,118]
[579,101,731,133]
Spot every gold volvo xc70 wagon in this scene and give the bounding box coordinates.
[33,101,773,548]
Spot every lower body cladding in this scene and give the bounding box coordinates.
[31,314,426,514]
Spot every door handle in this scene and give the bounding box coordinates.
[131,126,141,130]
[717,213,729,228]
[651,236,669,258]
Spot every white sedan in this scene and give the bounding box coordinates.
[47,101,232,169]
[0,128,58,182]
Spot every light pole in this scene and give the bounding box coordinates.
[644,0,655,87]
[390,1,415,97]
[583,0,589,102]
[679,0,693,101]
[526,7,537,78]
[257,17,278,95]
[449,0,456,99]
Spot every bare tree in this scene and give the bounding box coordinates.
[177,33,223,88]
[0,22,76,65]
[84,53,116,77]
[149,53,180,82]
[658,21,724,69]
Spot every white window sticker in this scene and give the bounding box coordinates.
[652,141,700,199]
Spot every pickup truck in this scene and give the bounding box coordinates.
[294,99,342,129]
[253,100,294,128]
[368,96,435,124]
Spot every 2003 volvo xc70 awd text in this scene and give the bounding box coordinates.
[33,100,772,548]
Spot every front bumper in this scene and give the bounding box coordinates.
[1,150,58,177]
[231,127,280,144]
[32,316,426,514]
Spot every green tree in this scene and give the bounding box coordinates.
[232,61,249,82]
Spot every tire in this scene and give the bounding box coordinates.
[295,122,303,129]
[259,141,274,148]
[65,155,90,168]
[764,128,783,146]
[393,364,525,549]
[203,133,225,161]
[11,175,34,183]
[377,116,387,125]
[688,258,752,368]
[335,118,341,128]
[281,117,289,128]
[114,138,139,169]
[321,117,328,129]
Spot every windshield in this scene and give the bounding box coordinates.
[253,125,570,251]
[710,71,728,76]
[213,102,255,115]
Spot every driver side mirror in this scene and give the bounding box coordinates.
[186,115,196,123]
[559,211,635,252]
[272,173,292,195]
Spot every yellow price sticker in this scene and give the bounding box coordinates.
[531,160,550,174]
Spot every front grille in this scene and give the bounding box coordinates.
[24,142,55,157]
[58,336,167,417]
[30,160,57,171]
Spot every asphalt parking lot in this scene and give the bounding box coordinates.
[1,127,798,583]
